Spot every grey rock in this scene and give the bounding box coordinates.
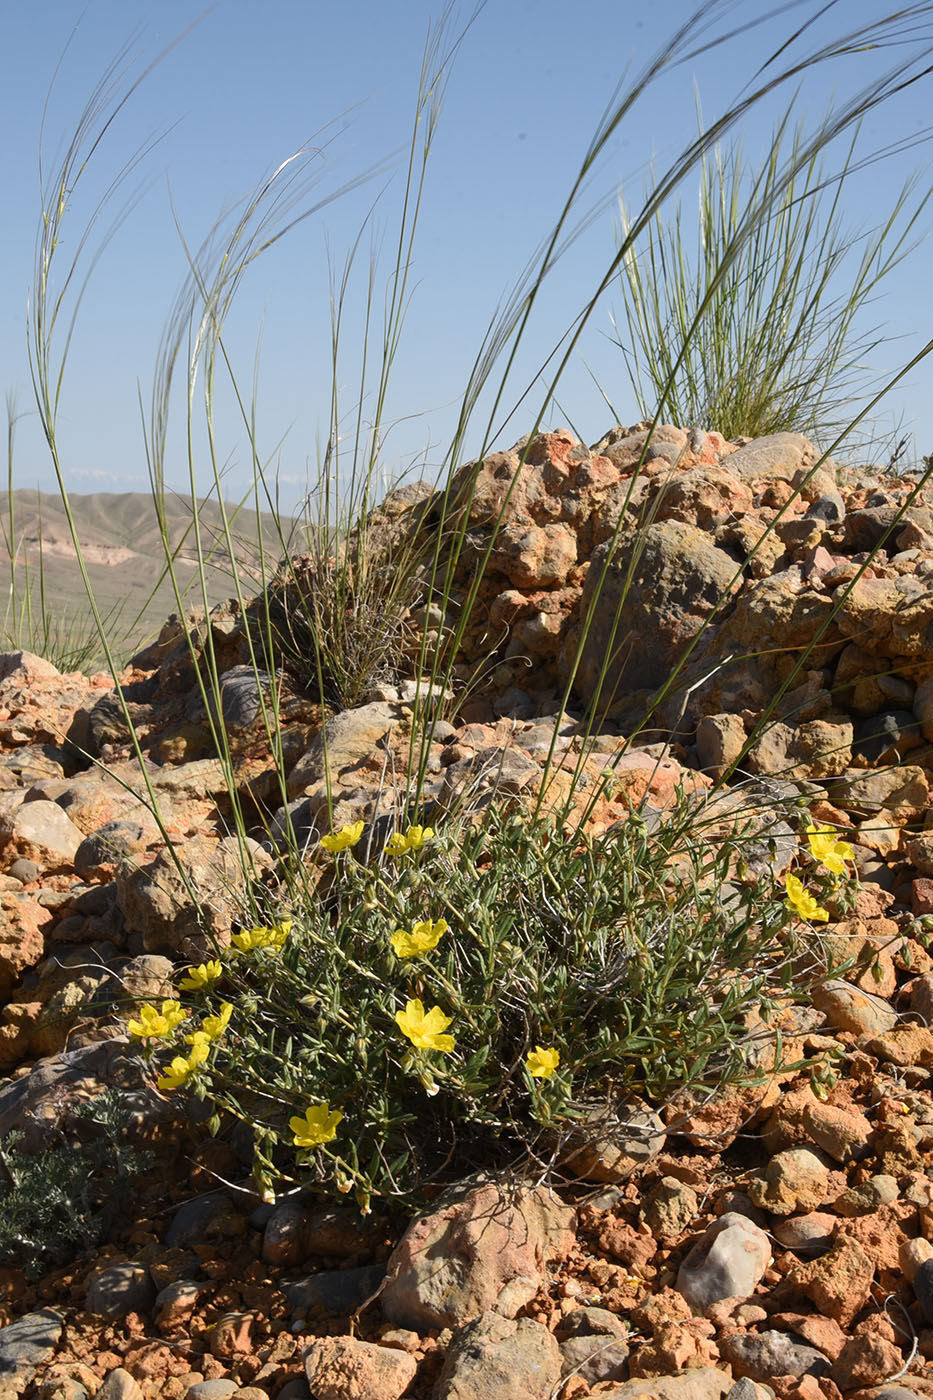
[676,1212,772,1313]
[805,494,845,524]
[560,1333,629,1384]
[914,1256,933,1323]
[275,1382,311,1400]
[0,1038,169,1151]
[724,1382,765,1400]
[263,1200,314,1266]
[593,1369,733,1400]
[719,1330,830,1382]
[96,1369,145,1400]
[215,666,273,732]
[434,1312,562,1400]
[7,856,40,882]
[0,799,83,871]
[559,1103,666,1184]
[86,691,133,751]
[853,709,922,764]
[155,1279,203,1310]
[301,1205,373,1257]
[0,1310,63,1385]
[164,1192,248,1248]
[74,820,155,881]
[86,1263,155,1319]
[563,519,739,702]
[726,433,823,481]
[282,1264,385,1316]
[185,1382,239,1400]
[560,1306,628,1339]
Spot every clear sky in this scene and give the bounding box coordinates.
[1,1,931,513]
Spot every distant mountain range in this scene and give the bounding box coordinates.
[0,491,300,669]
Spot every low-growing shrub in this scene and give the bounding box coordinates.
[0,1091,154,1279]
[129,796,855,1213]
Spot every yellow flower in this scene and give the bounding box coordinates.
[127,999,186,1040]
[266,919,293,948]
[806,823,853,876]
[157,1037,210,1091]
[320,821,365,852]
[178,960,223,991]
[784,873,830,923]
[391,918,448,959]
[231,920,291,954]
[526,1045,560,1079]
[386,825,434,855]
[289,1102,344,1147]
[189,1002,233,1043]
[395,998,456,1053]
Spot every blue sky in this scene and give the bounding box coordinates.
[1,1,931,512]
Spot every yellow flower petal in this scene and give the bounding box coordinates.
[178,960,223,991]
[290,1102,344,1147]
[197,1003,233,1042]
[395,998,456,1053]
[526,1046,560,1079]
[391,918,447,959]
[320,821,365,852]
[784,873,829,922]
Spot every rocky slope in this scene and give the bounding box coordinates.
[0,425,932,1399]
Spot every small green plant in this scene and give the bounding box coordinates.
[0,1091,154,1279]
[128,798,852,1213]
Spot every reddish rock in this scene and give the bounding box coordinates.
[209,1312,255,1358]
[802,1100,872,1164]
[747,1148,830,1216]
[381,1181,575,1331]
[628,1318,720,1376]
[834,1206,908,1272]
[0,894,53,997]
[831,1331,904,1388]
[303,1335,417,1400]
[863,1024,933,1068]
[785,1236,875,1327]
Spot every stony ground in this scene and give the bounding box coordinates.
[1,424,933,1399]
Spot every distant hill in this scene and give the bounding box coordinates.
[0,491,301,670]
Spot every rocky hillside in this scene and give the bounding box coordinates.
[0,491,297,664]
[0,424,932,1399]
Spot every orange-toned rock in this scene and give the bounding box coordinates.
[785,1236,874,1327]
[831,1331,904,1389]
[381,1181,575,1331]
[304,1335,418,1400]
[863,1023,933,1068]
[209,1311,255,1358]
[0,894,53,996]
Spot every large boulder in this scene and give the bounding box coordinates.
[562,520,740,706]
